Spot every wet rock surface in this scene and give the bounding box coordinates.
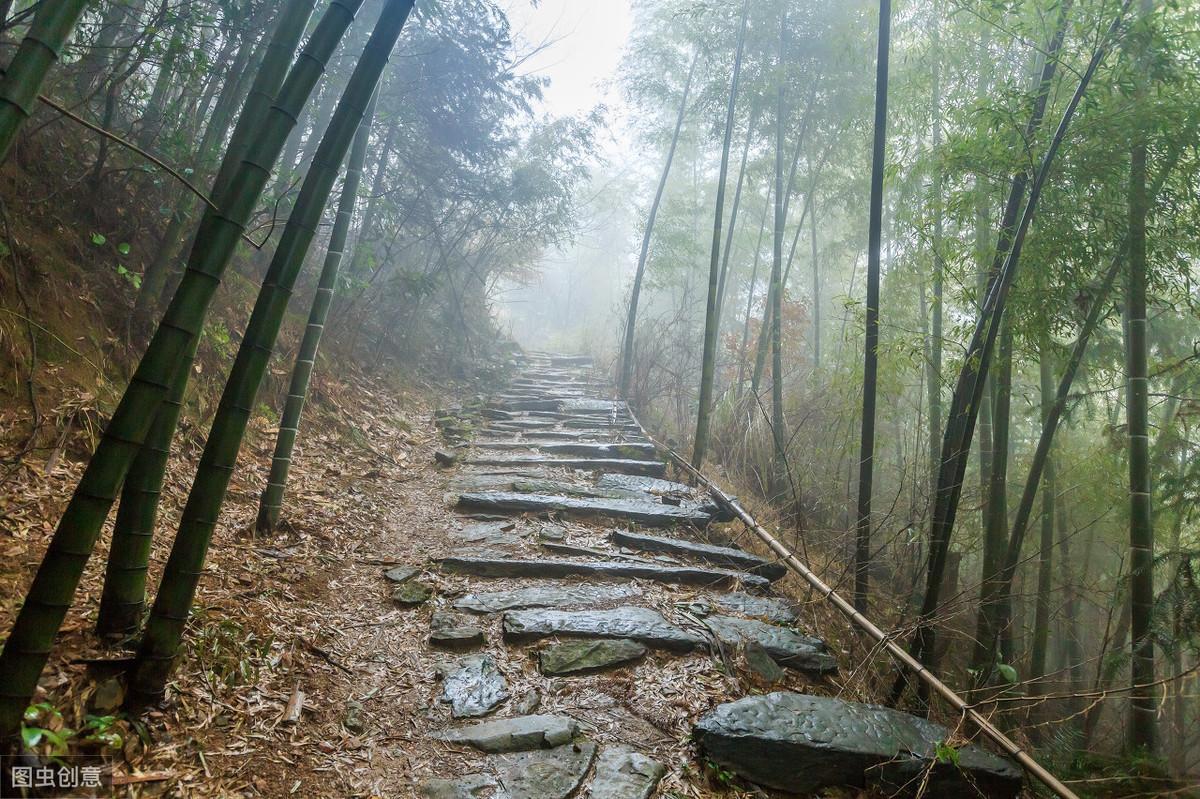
[611,530,787,580]
[452,584,643,614]
[418,773,499,799]
[456,491,711,526]
[462,456,667,477]
[430,611,485,650]
[703,615,837,674]
[437,654,509,718]
[712,591,799,623]
[503,607,703,652]
[439,555,770,589]
[537,639,647,676]
[589,747,667,799]
[693,692,1023,796]
[433,714,578,752]
[494,741,596,799]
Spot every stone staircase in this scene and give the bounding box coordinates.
[411,352,1023,798]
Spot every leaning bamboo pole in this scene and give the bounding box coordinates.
[622,404,1080,799]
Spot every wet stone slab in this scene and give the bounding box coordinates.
[596,473,694,496]
[494,741,596,799]
[418,773,499,799]
[702,615,837,674]
[463,457,666,478]
[503,607,704,652]
[455,492,711,527]
[537,639,647,676]
[693,692,1023,797]
[432,714,578,752]
[713,592,799,624]
[453,584,643,614]
[610,530,788,581]
[589,747,667,799]
[437,654,509,718]
[430,611,485,650]
[439,555,770,589]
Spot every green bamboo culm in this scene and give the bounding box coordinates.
[255,91,379,535]
[129,0,418,703]
[96,0,318,640]
[0,0,91,163]
[0,0,362,738]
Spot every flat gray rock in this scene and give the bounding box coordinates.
[453,584,643,614]
[590,746,666,799]
[611,530,787,581]
[439,556,769,589]
[495,742,596,799]
[597,473,693,495]
[383,565,419,583]
[418,774,499,799]
[693,693,1023,796]
[433,714,577,752]
[463,457,666,478]
[503,607,703,652]
[437,654,509,718]
[714,592,798,623]
[430,611,485,650]
[703,615,837,674]
[536,442,657,459]
[538,639,647,676]
[451,521,523,547]
[456,492,711,527]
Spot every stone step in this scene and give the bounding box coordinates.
[437,555,770,589]
[436,654,509,718]
[591,747,666,799]
[702,615,836,674]
[432,714,578,752]
[502,606,704,652]
[471,441,658,460]
[453,583,643,614]
[694,693,1022,797]
[455,491,706,526]
[463,456,666,477]
[611,530,787,581]
[538,639,647,675]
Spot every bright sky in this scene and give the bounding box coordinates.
[502,0,634,120]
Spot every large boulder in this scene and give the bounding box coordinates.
[693,692,1023,797]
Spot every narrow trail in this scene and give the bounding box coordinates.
[410,351,1024,797]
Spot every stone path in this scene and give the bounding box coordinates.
[411,353,1022,797]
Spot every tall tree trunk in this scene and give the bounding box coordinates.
[693,0,749,470]
[1125,0,1155,754]
[256,90,378,535]
[129,0,417,703]
[809,191,819,369]
[926,6,944,502]
[768,7,787,499]
[0,0,352,736]
[0,0,91,163]
[1029,339,1057,699]
[735,185,771,396]
[715,105,760,350]
[619,48,698,397]
[854,0,890,612]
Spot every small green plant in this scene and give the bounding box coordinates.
[20,705,123,759]
[90,232,106,246]
[704,758,737,786]
[934,740,960,766]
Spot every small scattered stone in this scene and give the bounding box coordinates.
[89,677,124,714]
[393,582,433,606]
[430,611,485,650]
[437,654,509,718]
[590,746,666,799]
[538,639,647,676]
[514,689,541,715]
[435,449,460,466]
[537,524,566,542]
[433,714,575,752]
[343,701,365,733]
[743,641,786,684]
[383,565,418,583]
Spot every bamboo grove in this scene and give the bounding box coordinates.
[586,0,1200,777]
[0,0,592,736]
